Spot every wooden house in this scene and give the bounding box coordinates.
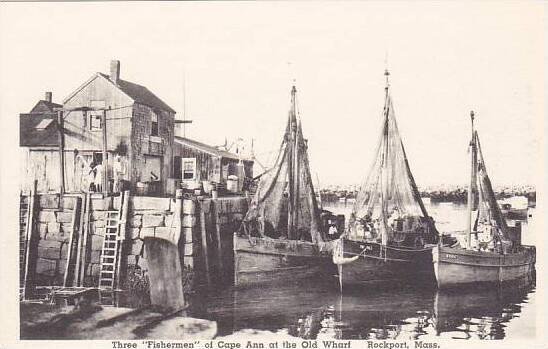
[19,93,63,193]
[172,136,253,191]
[20,60,177,195]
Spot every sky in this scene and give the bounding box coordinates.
[0,1,544,188]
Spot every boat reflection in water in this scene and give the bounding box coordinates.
[190,274,535,340]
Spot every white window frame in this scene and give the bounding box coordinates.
[181,158,197,181]
[151,112,159,136]
[89,100,105,131]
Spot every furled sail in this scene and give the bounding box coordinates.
[242,86,324,243]
[350,79,438,244]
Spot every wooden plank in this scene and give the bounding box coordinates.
[64,196,81,286]
[78,193,92,286]
[213,200,223,273]
[22,180,37,300]
[143,238,185,310]
[115,191,130,289]
[199,200,211,285]
[95,307,147,328]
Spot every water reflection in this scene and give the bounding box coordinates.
[190,275,535,340]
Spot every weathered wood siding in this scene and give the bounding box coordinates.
[62,75,175,194]
[21,149,60,193]
[63,75,133,152]
[172,144,222,183]
[130,103,174,194]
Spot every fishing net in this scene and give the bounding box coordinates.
[474,132,510,243]
[350,92,437,243]
[242,95,324,243]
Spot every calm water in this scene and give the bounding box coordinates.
[187,200,537,340]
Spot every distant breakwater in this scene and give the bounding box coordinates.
[320,189,536,204]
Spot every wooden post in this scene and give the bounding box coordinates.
[115,190,130,289]
[78,193,92,286]
[63,196,82,287]
[101,109,108,195]
[57,111,65,194]
[213,200,223,273]
[73,193,87,286]
[22,180,37,300]
[199,199,211,285]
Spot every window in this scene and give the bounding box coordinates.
[89,112,102,131]
[89,100,105,131]
[182,158,196,180]
[151,112,159,136]
[35,118,53,130]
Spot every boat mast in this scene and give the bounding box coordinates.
[466,111,477,250]
[293,86,300,238]
[287,85,298,240]
[380,69,390,247]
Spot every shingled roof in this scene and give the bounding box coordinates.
[20,113,59,147]
[96,73,176,113]
[175,136,253,162]
[30,100,62,114]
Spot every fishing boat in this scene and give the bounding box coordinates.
[233,86,336,287]
[499,196,529,221]
[333,70,441,288]
[432,111,536,288]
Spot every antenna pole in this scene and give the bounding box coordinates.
[182,72,187,137]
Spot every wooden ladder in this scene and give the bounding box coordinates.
[97,191,129,306]
[98,210,121,306]
[19,194,30,289]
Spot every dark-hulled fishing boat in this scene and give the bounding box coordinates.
[233,86,336,287]
[432,111,536,288]
[332,70,441,289]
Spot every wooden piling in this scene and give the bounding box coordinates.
[78,193,92,286]
[213,200,223,273]
[22,180,38,300]
[63,196,82,287]
[143,189,185,309]
[199,199,211,285]
[73,193,88,286]
[115,191,130,289]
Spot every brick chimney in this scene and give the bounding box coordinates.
[110,60,120,84]
[45,91,52,103]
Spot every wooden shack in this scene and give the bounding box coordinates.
[172,137,253,191]
[19,60,176,195]
[19,93,63,193]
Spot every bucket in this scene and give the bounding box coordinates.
[136,182,147,196]
[182,199,196,214]
[202,181,213,194]
[227,175,238,193]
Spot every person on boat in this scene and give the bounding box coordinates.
[387,207,401,229]
[328,223,338,238]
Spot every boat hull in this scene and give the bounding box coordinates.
[432,245,536,288]
[337,239,435,288]
[501,208,528,221]
[233,234,337,287]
